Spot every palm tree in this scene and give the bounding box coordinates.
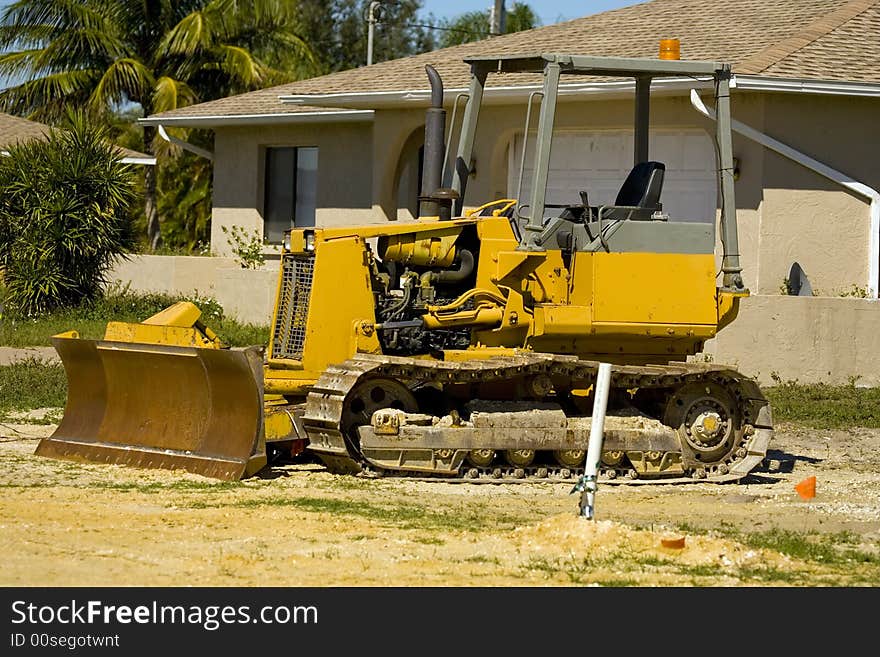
[0,0,317,249]
[439,2,539,48]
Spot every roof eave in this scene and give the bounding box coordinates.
[278,77,720,110]
[278,75,880,110]
[138,109,375,128]
[138,75,880,128]
[734,75,880,97]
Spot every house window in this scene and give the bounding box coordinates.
[264,146,318,242]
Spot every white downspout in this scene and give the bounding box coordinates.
[691,89,880,299]
[158,124,214,161]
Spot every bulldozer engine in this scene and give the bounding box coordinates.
[38,54,772,484]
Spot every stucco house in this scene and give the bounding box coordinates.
[131,0,880,384]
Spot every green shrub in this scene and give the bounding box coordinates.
[221,224,267,269]
[0,111,138,316]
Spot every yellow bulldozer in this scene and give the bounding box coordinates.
[37,53,773,484]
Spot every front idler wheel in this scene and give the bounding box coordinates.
[664,379,743,470]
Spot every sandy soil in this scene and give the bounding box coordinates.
[1,421,878,587]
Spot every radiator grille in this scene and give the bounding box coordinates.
[271,254,315,360]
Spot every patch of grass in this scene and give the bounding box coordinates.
[182,494,526,532]
[594,577,640,587]
[520,553,623,584]
[629,553,666,568]
[741,529,880,567]
[411,536,445,546]
[0,476,244,493]
[520,548,829,587]
[2,407,63,425]
[311,547,340,560]
[463,555,501,565]
[521,556,562,577]
[321,475,376,491]
[672,523,880,585]
[764,379,880,429]
[212,321,268,349]
[672,563,721,579]
[105,480,243,493]
[0,288,269,348]
[0,316,109,346]
[0,358,67,415]
[713,524,869,565]
[738,565,807,585]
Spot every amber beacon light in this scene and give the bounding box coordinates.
[659,38,681,60]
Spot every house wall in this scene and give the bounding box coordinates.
[211,119,378,256]
[751,93,879,296]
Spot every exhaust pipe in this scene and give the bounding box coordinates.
[418,65,446,218]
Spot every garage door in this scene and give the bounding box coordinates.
[508,129,717,223]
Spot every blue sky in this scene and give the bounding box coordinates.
[420,1,646,25]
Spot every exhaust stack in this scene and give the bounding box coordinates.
[418,65,447,218]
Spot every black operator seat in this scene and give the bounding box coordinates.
[557,161,666,225]
[601,161,666,221]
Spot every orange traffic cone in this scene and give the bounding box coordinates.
[795,476,816,500]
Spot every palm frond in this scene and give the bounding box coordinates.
[0,0,114,49]
[0,48,42,77]
[158,9,212,58]
[152,76,197,114]
[0,68,99,118]
[0,22,56,50]
[89,57,154,109]
[37,25,127,68]
[255,31,321,78]
[213,44,261,87]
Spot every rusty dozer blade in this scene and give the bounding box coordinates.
[36,335,267,481]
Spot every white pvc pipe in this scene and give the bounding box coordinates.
[690,89,880,298]
[157,124,214,161]
[579,362,612,519]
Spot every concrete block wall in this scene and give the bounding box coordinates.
[700,295,880,386]
[108,255,278,325]
[215,267,279,326]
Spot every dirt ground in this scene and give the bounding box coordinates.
[1,420,878,587]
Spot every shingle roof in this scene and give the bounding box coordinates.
[0,112,50,147]
[758,2,880,82]
[0,112,152,161]
[148,0,879,122]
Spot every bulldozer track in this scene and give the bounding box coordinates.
[302,353,773,484]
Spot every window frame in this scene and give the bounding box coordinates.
[262,145,318,244]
